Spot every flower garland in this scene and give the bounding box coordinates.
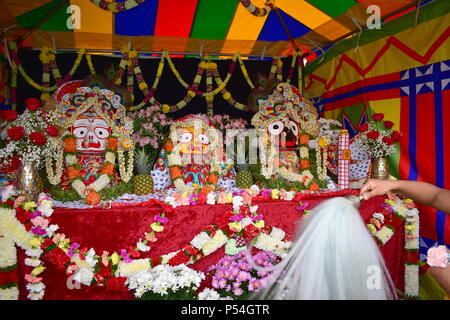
[316,136,330,181]
[239,0,275,17]
[366,193,420,298]
[8,42,88,96]
[237,53,255,89]
[0,194,174,298]
[90,0,147,13]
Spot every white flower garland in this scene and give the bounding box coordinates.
[117,143,135,183]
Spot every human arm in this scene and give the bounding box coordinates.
[360,179,450,214]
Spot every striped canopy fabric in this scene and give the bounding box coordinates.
[0,0,423,57]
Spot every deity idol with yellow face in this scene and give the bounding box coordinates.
[45,80,134,205]
[160,114,223,195]
[251,83,322,191]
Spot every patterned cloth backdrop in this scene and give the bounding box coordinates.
[305,2,450,260]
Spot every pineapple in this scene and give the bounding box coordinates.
[235,162,254,189]
[133,149,154,195]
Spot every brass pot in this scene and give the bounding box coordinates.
[15,160,43,201]
[371,158,390,180]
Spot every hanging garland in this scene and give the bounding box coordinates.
[239,0,275,17]
[90,0,147,13]
[237,53,255,89]
[8,42,88,97]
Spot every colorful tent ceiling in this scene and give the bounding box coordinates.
[0,0,426,57]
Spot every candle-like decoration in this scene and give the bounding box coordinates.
[338,129,350,189]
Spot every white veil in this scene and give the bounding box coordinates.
[254,197,397,300]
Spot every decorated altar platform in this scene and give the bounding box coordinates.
[1,188,419,300]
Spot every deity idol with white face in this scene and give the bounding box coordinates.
[45,80,134,205]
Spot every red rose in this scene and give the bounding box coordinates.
[184,244,200,257]
[366,130,380,140]
[372,113,384,121]
[43,247,70,270]
[1,110,18,122]
[243,224,260,241]
[168,251,190,266]
[46,125,59,137]
[383,120,394,129]
[391,130,401,141]
[29,132,47,146]
[382,136,394,145]
[25,97,42,111]
[357,123,369,132]
[7,126,25,140]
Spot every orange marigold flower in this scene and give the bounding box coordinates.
[207,173,219,185]
[299,134,309,145]
[107,138,118,151]
[308,182,320,192]
[102,163,115,175]
[169,166,182,179]
[63,137,77,152]
[85,191,101,205]
[300,160,310,169]
[164,140,174,153]
[67,166,81,180]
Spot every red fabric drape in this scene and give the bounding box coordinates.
[16,194,405,300]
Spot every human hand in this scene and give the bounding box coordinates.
[360,179,395,200]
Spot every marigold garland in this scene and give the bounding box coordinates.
[240,0,275,17]
[90,0,147,13]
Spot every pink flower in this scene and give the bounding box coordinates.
[217,192,227,204]
[241,190,252,205]
[279,189,287,200]
[101,251,110,266]
[31,216,49,229]
[25,274,42,283]
[14,196,26,208]
[137,136,151,147]
[427,245,448,268]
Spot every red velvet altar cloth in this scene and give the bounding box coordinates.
[16,193,405,300]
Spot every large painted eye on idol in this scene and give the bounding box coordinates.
[73,127,87,138]
[268,121,284,135]
[198,133,210,144]
[178,132,193,143]
[94,127,110,139]
[289,120,299,136]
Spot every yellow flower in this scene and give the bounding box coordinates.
[138,82,148,90]
[255,220,265,229]
[187,90,196,98]
[207,62,217,70]
[404,199,414,204]
[111,252,120,265]
[128,49,138,59]
[222,92,231,100]
[205,95,214,102]
[385,200,395,206]
[228,222,242,232]
[40,93,51,101]
[271,189,280,199]
[198,62,206,69]
[31,266,45,276]
[23,202,36,211]
[367,224,377,235]
[405,224,415,231]
[115,78,122,85]
[225,193,233,203]
[318,136,331,148]
[159,104,170,113]
[151,222,164,232]
[29,238,42,248]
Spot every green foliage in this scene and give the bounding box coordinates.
[48,181,133,202]
[137,287,197,300]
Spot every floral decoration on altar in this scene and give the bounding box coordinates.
[0,183,420,300]
[354,113,401,159]
[0,98,60,168]
[43,80,135,205]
